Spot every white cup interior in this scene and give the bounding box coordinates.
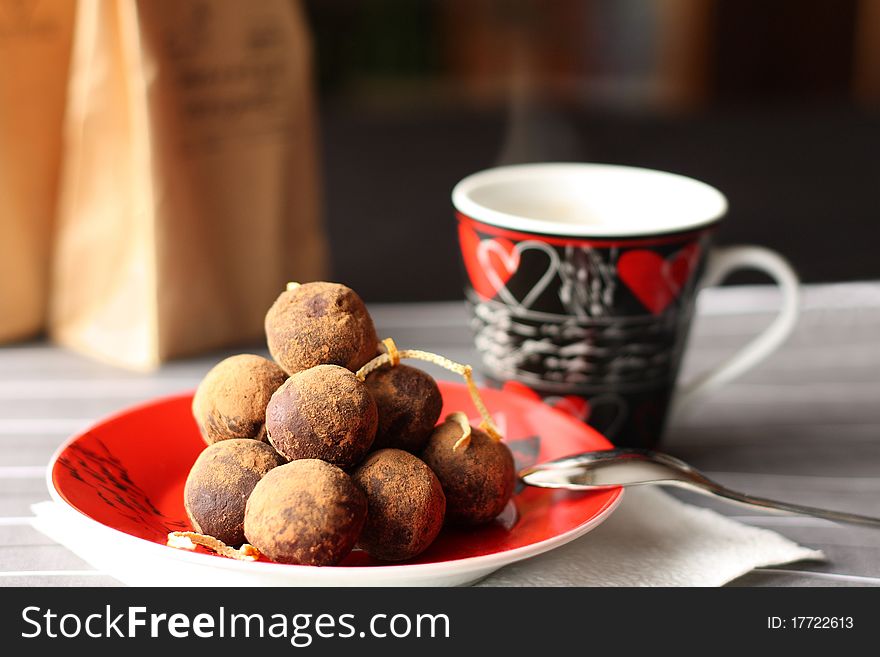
[452,163,728,237]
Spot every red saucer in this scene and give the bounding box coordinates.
[49,382,621,571]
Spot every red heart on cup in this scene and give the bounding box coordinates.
[618,242,700,315]
[458,222,519,301]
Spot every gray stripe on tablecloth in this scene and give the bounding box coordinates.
[0,572,120,587]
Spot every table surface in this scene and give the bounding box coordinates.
[2,282,879,587]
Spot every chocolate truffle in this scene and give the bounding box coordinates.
[265,282,379,375]
[352,449,445,561]
[365,365,443,452]
[420,420,516,525]
[192,354,287,445]
[266,364,378,469]
[244,459,367,566]
[184,439,285,546]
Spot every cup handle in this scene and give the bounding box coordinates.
[670,245,800,418]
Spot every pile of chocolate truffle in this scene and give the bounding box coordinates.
[183,282,516,566]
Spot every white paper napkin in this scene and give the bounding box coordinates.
[478,487,824,587]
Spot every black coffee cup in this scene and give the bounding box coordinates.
[453,163,799,448]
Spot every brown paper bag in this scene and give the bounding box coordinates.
[0,0,75,342]
[50,0,326,369]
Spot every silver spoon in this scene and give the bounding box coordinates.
[519,448,880,528]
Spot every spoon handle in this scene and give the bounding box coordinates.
[693,483,880,528]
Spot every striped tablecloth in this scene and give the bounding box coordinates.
[2,283,879,586]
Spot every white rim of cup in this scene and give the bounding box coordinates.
[452,162,729,238]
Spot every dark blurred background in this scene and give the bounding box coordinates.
[305,0,880,302]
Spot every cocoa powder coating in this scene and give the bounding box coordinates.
[191,354,287,445]
[365,365,443,452]
[266,364,378,469]
[184,439,285,546]
[420,420,516,525]
[244,459,367,566]
[264,282,379,375]
[352,448,445,561]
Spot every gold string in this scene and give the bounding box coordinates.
[355,342,503,442]
[167,531,261,561]
[445,412,472,451]
[382,337,400,366]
